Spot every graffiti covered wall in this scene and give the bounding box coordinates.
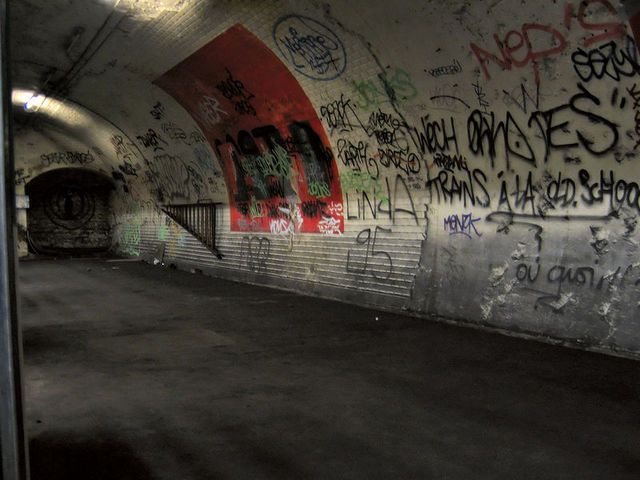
[134,0,640,357]
[14,0,640,358]
[154,24,344,236]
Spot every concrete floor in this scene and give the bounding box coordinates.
[19,258,640,479]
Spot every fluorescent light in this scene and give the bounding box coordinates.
[23,93,46,112]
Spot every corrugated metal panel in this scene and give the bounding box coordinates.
[128,202,424,299]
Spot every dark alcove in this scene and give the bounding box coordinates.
[25,168,114,255]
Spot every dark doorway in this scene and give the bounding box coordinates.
[25,168,114,255]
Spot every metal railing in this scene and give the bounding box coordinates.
[161,203,223,259]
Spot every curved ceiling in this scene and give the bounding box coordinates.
[10,0,234,206]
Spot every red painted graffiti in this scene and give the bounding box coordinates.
[154,24,343,234]
[471,0,626,85]
[569,0,626,47]
[470,23,567,86]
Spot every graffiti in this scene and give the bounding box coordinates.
[245,144,292,179]
[118,162,137,176]
[410,115,459,156]
[150,101,165,120]
[272,14,346,81]
[157,224,168,242]
[198,95,227,127]
[572,36,640,82]
[549,263,634,290]
[267,204,304,238]
[466,83,620,169]
[384,173,420,225]
[155,24,343,234]
[345,174,418,225]
[502,82,541,114]
[269,219,290,235]
[299,199,324,218]
[214,122,340,227]
[346,226,393,280]
[564,0,626,48]
[233,142,291,199]
[365,109,409,148]
[536,83,620,159]
[15,168,31,186]
[325,201,344,218]
[161,122,206,145]
[339,170,380,193]
[249,197,265,218]
[377,148,421,176]
[470,23,567,85]
[628,83,640,149]
[472,82,490,113]
[467,109,535,169]
[428,59,462,77]
[544,171,577,209]
[147,154,191,201]
[318,216,342,236]
[432,152,468,172]
[136,128,168,152]
[426,167,490,209]
[193,143,214,170]
[339,171,387,200]
[320,94,360,134]
[336,138,377,177]
[579,169,640,213]
[324,107,421,176]
[497,171,536,214]
[429,84,465,110]
[110,135,139,164]
[485,211,622,310]
[40,150,95,167]
[185,162,207,198]
[426,164,640,216]
[216,123,334,228]
[429,94,471,110]
[215,67,256,116]
[43,185,95,230]
[118,224,141,256]
[290,121,335,189]
[515,256,640,311]
[443,213,482,238]
[321,96,421,181]
[352,68,417,110]
[471,1,626,84]
[308,180,331,197]
[240,236,270,272]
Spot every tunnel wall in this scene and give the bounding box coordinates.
[26,168,113,253]
[14,0,640,358]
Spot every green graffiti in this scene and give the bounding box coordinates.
[339,171,389,203]
[308,180,331,198]
[244,144,292,178]
[119,224,140,256]
[352,68,417,111]
[250,197,265,218]
[157,224,168,241]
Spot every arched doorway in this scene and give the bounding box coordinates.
[25,168,114,255]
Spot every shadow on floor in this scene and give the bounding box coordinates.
[29,431,155,480]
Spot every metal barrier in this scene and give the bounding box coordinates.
[161,203,223,259]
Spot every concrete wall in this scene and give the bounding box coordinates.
[12,0,640,357]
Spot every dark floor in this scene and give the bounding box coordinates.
[19,258,640,479]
